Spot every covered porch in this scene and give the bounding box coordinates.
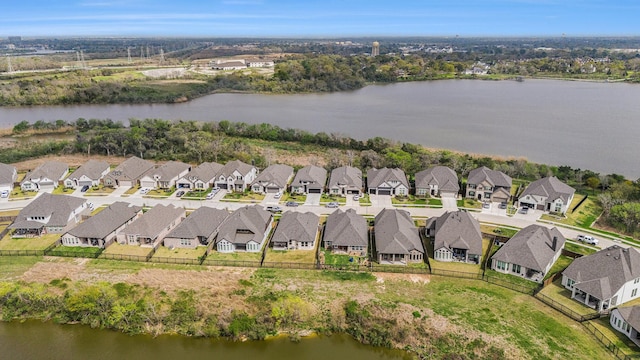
[570,287,609,312]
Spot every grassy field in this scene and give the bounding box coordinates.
[52,187,75,195]
[86,185,115,194]
[320,194,346,204]
[0,234,60,251]
[153,246,206,259]
[540,197,602,229]
[457,198,482,209]
[391,195,427,205]
[263,248,317,263]
[123,186,140,195]
[146,188,175,197]
[101,243,154,257]
[0,256,42,280]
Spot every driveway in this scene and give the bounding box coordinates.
[441,196,458,210]
[304,193,321,206]
[110,186,130,197]
[369,194,392,208]
[263,193,280,204]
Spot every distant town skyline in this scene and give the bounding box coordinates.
[1,0,639,38]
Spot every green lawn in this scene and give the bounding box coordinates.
[565,242,598,256]
[391,195,427,205]
[47,245,102,257]
[86,185,115,194]
[264,248,317,263]
[101,243,154,257]
[321,250,367,266]
[184,189,211,198]
[222,192,265,201]
[457,198,482,209]
[588,318,640,356]
[537,279,598,316]
[153,246,206,259]
[123,186,140,195]
[359,194,372,206]
[543,255,573,280]
[146,188,175,197]
[540,197,602,229]
[0,234,60,251]
[427,198,443,206]
[53,187,75,195]
[205,250,263,262]
[280,193,307,203]
[0,210,20,217]
[480,224,519,238]
[10,186,38,199]
[483,269,541,291]
[320,194,346,204]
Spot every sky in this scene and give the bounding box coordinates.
[1,0,639,38]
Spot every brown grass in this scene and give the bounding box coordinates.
[10,154,139,172]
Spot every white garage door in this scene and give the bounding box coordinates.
[140,180,156,188]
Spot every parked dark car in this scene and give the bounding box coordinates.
[285,201,299,207]
[81,185,90,192]
[176,191,185,197]
[499,202,507,209]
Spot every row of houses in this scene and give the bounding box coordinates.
[7,158,576,214]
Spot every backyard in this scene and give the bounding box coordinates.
[0,233,60,251]
[263,248,317,264]
[101,243,154,257]
[152,246,206,260]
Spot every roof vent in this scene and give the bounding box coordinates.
[606,253,610,256]
[614,256,620,260]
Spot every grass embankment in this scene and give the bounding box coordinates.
[540,197,601,229]
[0,259,615,359]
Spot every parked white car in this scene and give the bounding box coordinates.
[577,234,599,245]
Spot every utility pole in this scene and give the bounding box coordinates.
[6,55,13,73]
[127,47,132,63]
[159,48,165,65]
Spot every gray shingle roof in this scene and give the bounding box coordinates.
[328,166,362,189]
[0,162,16,185]
[492,225,565,272]
[181,162,223,184]
[165,206,229,240]
[432,211,482,256]
[375,209,423,255]
[520,176,575,204]
[367,167,409,189]
[616,306,640,330]
[272,211,319,245]
[219,160,255,178]
[291,165,327,188]
[252,164,294,188]
[119,204,184,239]
[324,208,368,247]
[66,202,141,239]
[143,161,191,181]
[107,156,155,182]
[22,161,68,184]
[415,166,459,192]
[563,245,640,300]
[67,160,110,181]
[217,205,272,245]
[10,193,86,229]
[467,166,512,188]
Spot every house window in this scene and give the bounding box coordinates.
[555,203,562,212]
[468,191,475,196]
[496,260,507,271]
[634,278,640,284]
[512,264,521,273]
[468,184,476,189]
[632,289,638,297]
[180,239,191,246]
[566,279,575,289]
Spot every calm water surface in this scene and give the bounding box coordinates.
[1,79,639,178]
[0,321,411,360]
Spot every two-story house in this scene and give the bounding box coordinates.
[214,160,258,192]
[518,176,575,214]
[465,166,512,203]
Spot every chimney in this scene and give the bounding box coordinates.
[552,236,558,251]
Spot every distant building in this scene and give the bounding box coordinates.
[211,59,247,70]
[372,41,380,57]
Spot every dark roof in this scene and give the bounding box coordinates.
[271,212,319,244]
[616,306,640,330]
[415,166,459,192]
[67,159,110,180]
[219,160,255,178]
[291,165,327,188]
[0,162,17,185]
[66,202,141,239]
[563,245,640,300]
[467,166,512,188]
[366,167,409,189]
[252,164,294,188]
[520,176,575,204]
[492,225,565,272]
[119,204,184,239]
[143,161,190,180]
[181,162,223,183]
[22,161,68,184]
[165,206,229,240]
[375,209,423,255]
[324,208,368,247]
[217,205,272,245]
[328,166,362,189]
[107,157,155,182]
[10,193,86,229]
[432,211,482,256]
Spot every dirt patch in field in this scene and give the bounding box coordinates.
[373,272,430,284]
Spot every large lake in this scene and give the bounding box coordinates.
[0,321,411,360]
[1,79,639,178]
